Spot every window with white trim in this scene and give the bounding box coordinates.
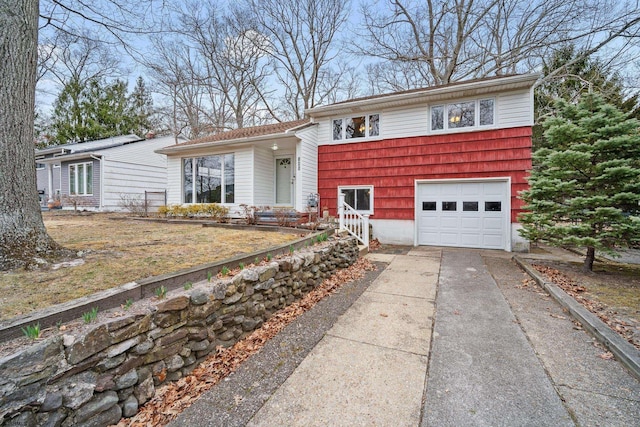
[69,162,93,195]
[183,154,235,204]
[332,114,380,141]
[339,186,373,214]
[431,98,494,131]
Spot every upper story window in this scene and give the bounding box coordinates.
[431,98,494,131]
[36,163,45,170]
[333,114,380,141]
[69,162,93,195]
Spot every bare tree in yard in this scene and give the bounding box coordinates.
[146,40,218,141]
[0,0,164,270]
[0,0,65,270]
[360,0,640,91]
[177,3,273,129]
[236,0,352,120]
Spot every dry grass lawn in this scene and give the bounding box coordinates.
[0,212,300,321]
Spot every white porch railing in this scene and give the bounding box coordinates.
[338,193,370,247]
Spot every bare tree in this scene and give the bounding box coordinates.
[177,2,274,129]
[236,0,352,119]
[360,0,640,91]
[1,0,64,269]
[0,0,165,270]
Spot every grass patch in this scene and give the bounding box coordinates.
[0,212,299,320]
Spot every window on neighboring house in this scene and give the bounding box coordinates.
[332,114,380,141]
[431,98,495,131]
[339,186,373,214]
[36,163,45,170]
[69,162,93,195]
[183,154,235,204]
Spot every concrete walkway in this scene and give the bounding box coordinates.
[246,248,440,426]
[171,246,640,426]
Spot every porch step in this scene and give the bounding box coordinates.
[358,244,369,256]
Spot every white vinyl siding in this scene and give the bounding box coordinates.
[101,161,167,210]
[166,156,183,204]
[316,89,532,145]
[233,148,253,206]
[496,90,533,128]
[296,126,318,211]
[253,146,275,206]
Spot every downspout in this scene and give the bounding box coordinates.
[90,155,103,211]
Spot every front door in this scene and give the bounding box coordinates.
[275,157,293,205]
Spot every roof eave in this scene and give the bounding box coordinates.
[155,131,300,155]
[305,73,541,118]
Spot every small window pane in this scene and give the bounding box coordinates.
[346,116,366,139]
[78,164,84,195]
[485,201,502,212]
[422,201,437,211]
[69,164,76,194]
[356,188,371,211]
[480,99,494,126]
[342,189,355,207]
[463,201,478,211]
[332,119,342,140]
[442,201,457,211]
[86,163,93,194]
[448,102,475,128]
[369,114,379,136]
[431,105,444,130]
[183,158,193,203]
[224,154,234,203]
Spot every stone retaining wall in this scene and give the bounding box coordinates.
[0,236,359,427]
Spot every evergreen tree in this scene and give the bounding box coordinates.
[534,45,640,150]
[50,78,136,144]
[519,94,640,271]
[128,76,155,137]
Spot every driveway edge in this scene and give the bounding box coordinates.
[513,256,640,381]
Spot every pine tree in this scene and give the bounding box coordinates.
[128,76,155,137]
[519,94,640,271]
[50,78,136,144]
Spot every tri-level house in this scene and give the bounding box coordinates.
[157,74,538,251]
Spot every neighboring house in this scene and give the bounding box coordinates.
[36,134,181,211]
[158,73,539,251]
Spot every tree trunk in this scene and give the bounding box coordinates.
[0,0,64,270]
[583,246,595,272]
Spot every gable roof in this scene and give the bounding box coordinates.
[156,119,312,154]
[36,134,185,163]
[36,134,143,157]
[306,73,540,118]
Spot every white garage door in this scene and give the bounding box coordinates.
[417,181,508,250]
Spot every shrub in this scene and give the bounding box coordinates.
[157,203,229,221]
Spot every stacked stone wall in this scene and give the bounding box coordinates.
[0,237,359,427]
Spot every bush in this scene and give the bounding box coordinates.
[158,203,229,221]
[119,194,148,217]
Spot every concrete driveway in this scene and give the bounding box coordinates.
[171,247,640,427]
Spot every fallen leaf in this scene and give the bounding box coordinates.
[599,352,614,360]
[380,313,388,317]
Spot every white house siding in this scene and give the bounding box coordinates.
[166,156,183,205]
[315,88,533,146]
[496,89,533,128]
[295,126,318,211]
[232,147,254,208]
[101,137,171,168]
[253,145,276,206]
[101,161,167,210]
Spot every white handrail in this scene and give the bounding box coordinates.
[338,193,370,247]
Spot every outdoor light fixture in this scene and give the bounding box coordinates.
[271,142,278,150]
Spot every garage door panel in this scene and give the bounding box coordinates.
[417,181,508,250]
[460,217,480,229]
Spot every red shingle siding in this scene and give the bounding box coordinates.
[318,127,532,223]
